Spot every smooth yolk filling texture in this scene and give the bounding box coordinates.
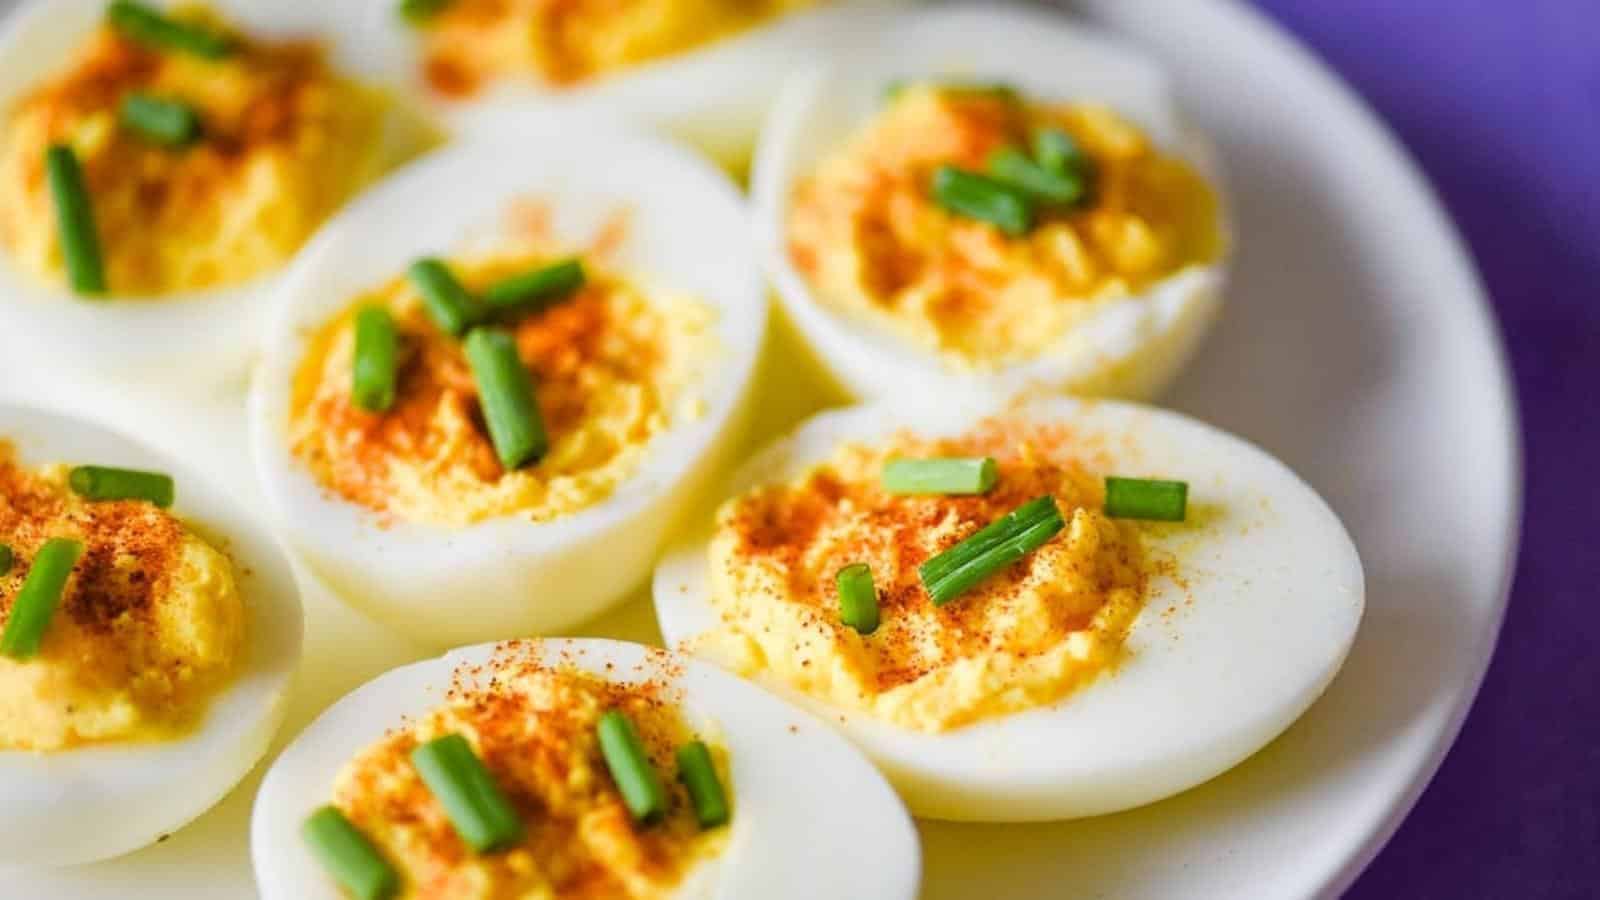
[0,6,393,296]
[0,446,244,750]
[787,85,1223,367]
[417,0,824,97]
[333,644,728,900]
[697,418,1153,733]
[289,225,715,528]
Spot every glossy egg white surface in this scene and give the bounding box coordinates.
[249,127,767,646]
[0,404,303,866]
[654,395,1364,822]
[750,3,1231,404]
[252,637,921,900]
[354,0,905,169]
[0,0,427,392]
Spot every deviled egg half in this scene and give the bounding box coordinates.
[653,395,1363,821]
[752,3,1231,402]
[250,127,765,645]
[0,0,431,387]
[253,638,920,900]
[0,403,302,865]
[358,0,905,171]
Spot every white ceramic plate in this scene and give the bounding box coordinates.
[0,0,1518,897]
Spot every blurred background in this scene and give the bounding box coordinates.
[1247,1,1597,897]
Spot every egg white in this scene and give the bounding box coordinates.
[353,0,907,169]
[251,637,921,900]
[0,403,303,866]
[0,0,429,393]
[750,2,1232,404]
[653,395,1364,822]
[248,126,766,646]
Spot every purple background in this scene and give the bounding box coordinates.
[1247,1,1599,897]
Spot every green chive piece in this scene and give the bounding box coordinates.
[107,1,233,59]
[882,457,998,495]
[886,79,1018,103]
[1104,476,1188,522]
[301,806,398,900]
[410,734,524,853]
[0,545,11,577]
[119,93,201,147]
[932,165,1034,237]
[481,258,585,314]
[918,496,1065,606]
[676,741,730,829]
[919,494,1060,585]
[1033,127,1091,178]
[68,465,174,507]
[836,563,880,635]
[463,328,547,470]
[0,538,83,659]
[408,258,481,336]
[988,146,1086,206]
[597,710,669,824]
[399,0,453,24]
[46,145,105,296]
[352,306,399,413]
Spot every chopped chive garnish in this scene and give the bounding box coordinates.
[932,165,1033,237]
[399,0,453,24]
[408,258,481,336]
[836,563,880,635]
[597,710,669,824]
[918,496,1065,606]
[107,1,232,59]
[882,457,998,495]
[988,146,1086,207]
[301,806,398,900]
[1104,476,1188,522]
[0,545,11,577]
[676,741,730,829]
[352,306,399,413]
[0,538,83,659]
[410,733,524,853]
[1033,127,1091,178]
[68,465,174,507]
[46,145,105,296]
[919,495,1061,585]
[481,258,585,314]
[886,79,1017,102]
[463,328,547,470]
[119,94,201,147]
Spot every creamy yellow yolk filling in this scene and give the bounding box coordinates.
[333,647,728,900]
[696,419,1153,733]
[417,0,825,96]
[289,228,715,528]
[787,85,1223,368]
[0,448,244,751]
[0,6,394,296]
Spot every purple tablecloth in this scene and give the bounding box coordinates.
[1248,2,1599,897]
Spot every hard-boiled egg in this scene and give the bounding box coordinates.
[252,637,921,900]
[0,403,302,865]
[249,126,766,646]
[353,0,905,171]
[653,395,1363,821]
[0,0,430,391]
[751,3,1232,403]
